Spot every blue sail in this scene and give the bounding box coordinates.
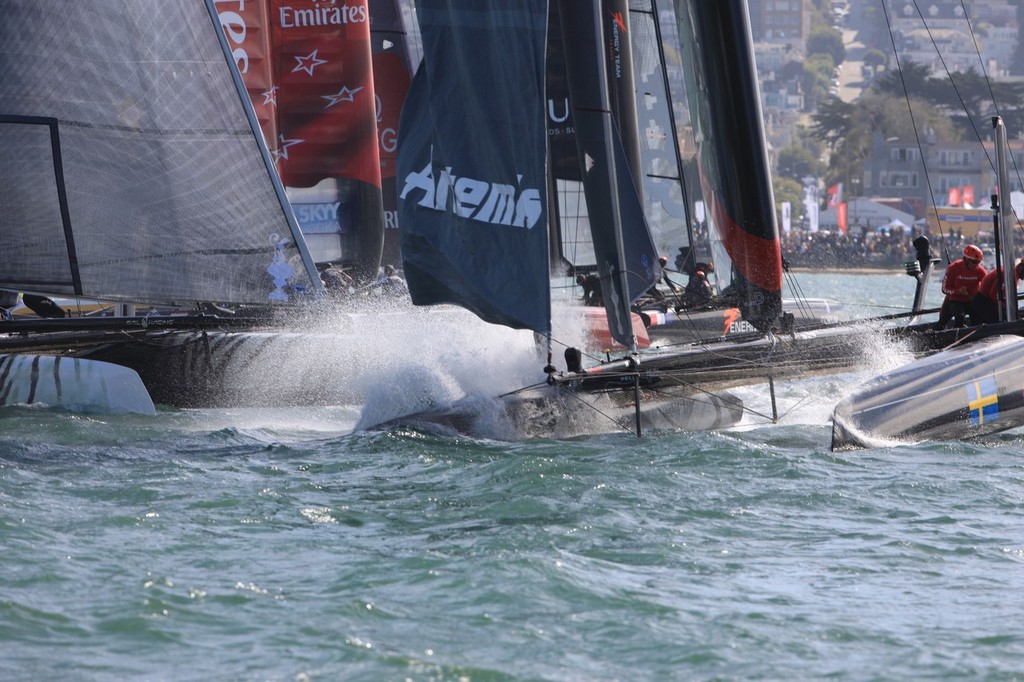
[396,0,551,333]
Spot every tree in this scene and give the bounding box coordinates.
[862,48,888,73]
[872,61,1024,140]
[776,145,825,183]
[807,25,846,66]
[803,53,837,111]
[773,177,803,229]
[810,97,855,151]
[811,91,956,196]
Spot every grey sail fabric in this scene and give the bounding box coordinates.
[0,0,319,306]
[628,0,697,270]
[397,0,551,333]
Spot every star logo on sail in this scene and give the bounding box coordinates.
[292,50,327,76]
[967,377,999,427]
[262,86,279,107]
[272,135,304,162]
[322,85,364,109]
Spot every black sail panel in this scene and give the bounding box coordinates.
[674,0,782,331]
[396,0,551,333]
[558,0,658,348]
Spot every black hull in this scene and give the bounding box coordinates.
[368,382,744,439]
[641,298,846,344]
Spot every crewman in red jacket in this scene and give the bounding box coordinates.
[971,258,1024,325]
[936,244,987,329]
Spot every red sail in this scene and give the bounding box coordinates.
[215,1,279,152]
[215,1,382,189]
[369,0,412,180]
[269,0,382,189]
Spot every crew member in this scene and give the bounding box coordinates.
[971,258,1024,325]
[576,273,602,306]
[936,244,986,329]
[682,261,714,308]
[368,264,408,296]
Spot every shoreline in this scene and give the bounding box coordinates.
[787,267,908,275]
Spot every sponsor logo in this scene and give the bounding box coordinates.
[214,1,254,73]
[293,202,342,234]
[279,1,368,29]
[400,150,542,229]
[608,11,626,79]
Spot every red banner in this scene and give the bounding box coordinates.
[837,202,848,234]
[962,185,975,205]
[948,186,961,207]
[216,0,382,189]
[270,0,381,188]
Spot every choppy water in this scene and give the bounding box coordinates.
[5,273,1024,681]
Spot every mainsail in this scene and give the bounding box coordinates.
[0,0,320,307]
[674,0,782,330]
[397,0,551,333]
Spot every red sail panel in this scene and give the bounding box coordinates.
[373,51,410,180]
[215,1,279,154]
[269,0,382,189]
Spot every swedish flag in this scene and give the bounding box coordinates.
[967,377,999,427]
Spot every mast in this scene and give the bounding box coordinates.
[994,116,1018,322]
[558,0,658,351]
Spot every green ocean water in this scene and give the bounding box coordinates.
[4,273,1024,681]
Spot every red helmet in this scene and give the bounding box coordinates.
[963,244,983,262]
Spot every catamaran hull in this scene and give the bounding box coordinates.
[72,329,366,408]
[0,354,155,415]
[503,384,743,437]
[642,298,846,344]
[367,382,743,438]
[831,335,1024,450]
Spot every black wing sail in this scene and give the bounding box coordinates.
[396,0,551,333]
[674,0,782,331]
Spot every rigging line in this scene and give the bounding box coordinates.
[910,1,999,190]
[549,381,643,435]
[959,0,1024,217]
[880,0,949,263]
[648,387,745,417]
[782,269,815,319]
